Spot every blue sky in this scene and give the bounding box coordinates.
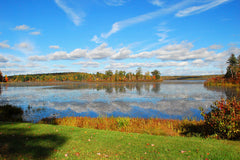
[0,0,239,76]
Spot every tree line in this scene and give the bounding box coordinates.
[7,68,161,82]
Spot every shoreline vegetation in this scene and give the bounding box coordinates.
[205,53,240,87]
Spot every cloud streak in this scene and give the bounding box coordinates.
[175,0,230,17]
[101,0,191,38]
[0,40,10,49]
[54,0,84,26]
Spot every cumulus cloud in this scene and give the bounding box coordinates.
[88,43,115,59]
[53,65,67,68]
[49,45,60,49]
[0,55,8,62]
[111,47,132,60]
[73,61,100,68]
[205,47,240,62]
[209,44,223,50]
[54,0,85,26]
[49,48,87,60]
[15,42,35,54]
[29,31,41,35]
[7,55,22,62]
[0,62,19,67]
[28,55,48,61]
[0,40,10,49]
[130,51,153,59]
[192,59,206,67]
[105,61,189,70]
[176,0,230,17]
[14,24,33,31]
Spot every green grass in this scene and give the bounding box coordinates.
[0,122,239,160]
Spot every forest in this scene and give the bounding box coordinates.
[6,68,161,82]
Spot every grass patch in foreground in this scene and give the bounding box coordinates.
[0,122,239,160]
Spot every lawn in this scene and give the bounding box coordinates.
[0,122,239,160]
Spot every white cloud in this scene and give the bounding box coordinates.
[88,43,115,59]
[105,61,189,70]
[154,42,213,61]
[130,51,153,59]
[104,0,129,6]
[29,31,41,35]
[49,45,60,49]
[176,0,230,17]
[73,61,100,68]
[156,32,168,43]
[111,47,132,60]
[7,55,22,62]
[209,44,223,50]
[129,41,225,62]
[15,42,35,54]
[49,48,87,60]
[28,55,48,61]
[149,0,164,7]
[53,65,67,68]
[25,63,40,68]
[192,59,206,67]
[0,62,18,67]
[0,40,10,49]
[0,55,8,62]
[14,24,33,31]
[205,47,240,62]
[69,48,87,59]
[91,35,102,44]
[54,0,85,26]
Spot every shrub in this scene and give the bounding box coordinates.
[0,104,23,122]
[201,98,240,140]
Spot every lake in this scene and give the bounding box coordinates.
[0,80,238,122]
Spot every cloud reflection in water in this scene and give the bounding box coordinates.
[0,81,231,122]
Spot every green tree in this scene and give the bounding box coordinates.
[225,54,238,79]
[115,70,119,81]
[105,70,113,80]
[151,69,161,80]
[136,67,142,80]
[119,70,126,81]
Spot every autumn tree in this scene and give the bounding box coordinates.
[0,71,3,82]
[4,75,8,82]
[151,69,161,80]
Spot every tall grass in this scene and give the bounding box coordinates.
[39,117,185,136]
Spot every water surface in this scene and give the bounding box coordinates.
[0,81,237,122]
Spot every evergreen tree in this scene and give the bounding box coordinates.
[225,54,238,79]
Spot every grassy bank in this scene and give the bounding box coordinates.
[0,122,239,160]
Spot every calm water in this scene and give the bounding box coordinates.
[0,81,238,122]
